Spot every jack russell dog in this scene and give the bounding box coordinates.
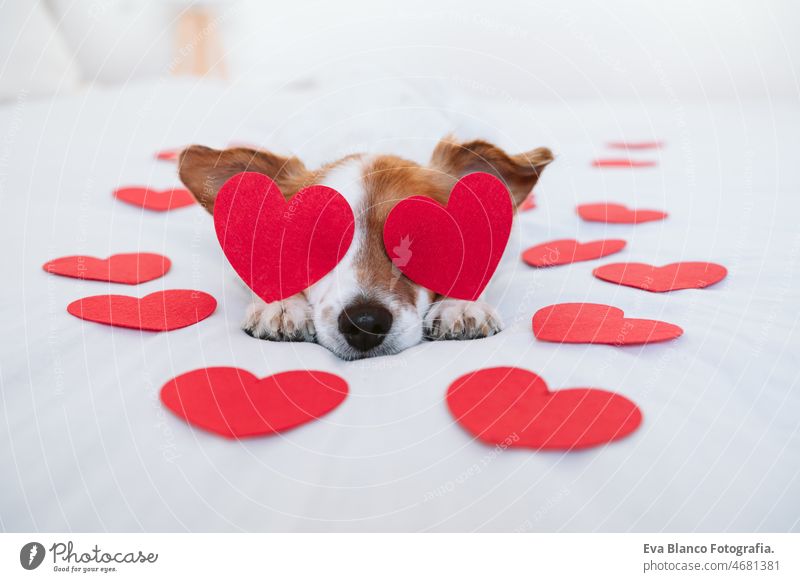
[178,137,553,360]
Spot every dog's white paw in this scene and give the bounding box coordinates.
[423,299,503,341]
[242,295,316,342]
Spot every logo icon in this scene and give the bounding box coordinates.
[20,542,45,570]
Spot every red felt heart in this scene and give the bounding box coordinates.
[577,203,667,224]
[43,253,171,284]
[447,367,642,450]
[160,368,348,439]
[383,172,513,300]
[591,159,657,168]
[532,303,682,345]
[67,289,216,331]
[607,141,663,150]
[593,262,727,292]
[522,239,626,268]
[155,148,181,162]
[114,187,196,211]
[519,192,536,212]
[214,172,354,303]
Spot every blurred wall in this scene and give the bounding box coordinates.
[4,0,799,101]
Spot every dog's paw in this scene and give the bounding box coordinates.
[424,299,503,341]
[242,295,316,342]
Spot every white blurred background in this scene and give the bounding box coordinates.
[2,0,798,103]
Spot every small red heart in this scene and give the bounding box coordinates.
[591,159,657,168]
[593,262,727,292]
[114,187,196,211]
[522,239,626,268]
[43,253,171,284]
[160,368,348,439]
[214,172,354,303]
[67,289,216,331]
[383,172,513,300]
[155,148,181,162]
[519,192,536,212]
[577,203,667,224]
[447,367,642,450]
[606,141,663,150]
[532,303,682,345]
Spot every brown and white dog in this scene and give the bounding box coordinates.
[178,137,553,360]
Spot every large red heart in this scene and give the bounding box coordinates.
[532,303,682,345]
[593,262,728,292]
[577,203,667,224]
[522,239,626,268]
[43,253,171,284]
[67,289,216,331]
[160,368,348,439]
[114,187,196,211]
[447,367,642,450]
[214,172,354,303]
[382,172,513,300]
[591,159,657,168]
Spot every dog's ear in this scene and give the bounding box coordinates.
[178,146,307,213]
[429,136,554,208]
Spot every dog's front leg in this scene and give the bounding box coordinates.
[423,298,503,341]
[242,293,316,342]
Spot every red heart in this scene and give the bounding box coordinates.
[606,141,663,150]
[532,303,682,345]
[114,187,196,211]
[67,289,216,331]
[591,159,657,168]
[447,367,641,450]
[214,172,354,303]
[522,239,626,268]
[577,203,667,224]
[593,262,727,292]
[519,192,536,212]
[160,368,348,438]
[43,253,171,284]
[155,148,181,161]
[383,172,513,300]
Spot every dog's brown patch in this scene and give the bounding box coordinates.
[430,136,554,206]
[178,145,360,213]
[357,155,452,305]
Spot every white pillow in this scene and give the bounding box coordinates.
[0,1,82,101]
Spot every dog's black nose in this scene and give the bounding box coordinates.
[338,303,393,352]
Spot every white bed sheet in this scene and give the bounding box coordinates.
[1,75,798,532]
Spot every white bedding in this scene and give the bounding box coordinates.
[1,75,798,532]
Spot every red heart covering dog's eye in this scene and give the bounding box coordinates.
[214,172,355,303]
[591,159,657,168]
[114,187,196,211]
[593,262,728,292]
[447,367,642,450]
[577,203,667,224]
[43,253,171,284]
[532,303,682,345]
[522,239,626,268]
[160,368,348,439]
[67,290,216,331]
[382,172,513,300]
